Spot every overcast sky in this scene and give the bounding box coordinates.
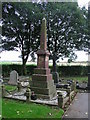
[0,50,88,62]
[78,0,89,9]
[0,0,89,62]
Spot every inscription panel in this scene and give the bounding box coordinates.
[38,56,45,68]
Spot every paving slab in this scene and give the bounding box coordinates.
[63,93,88,118]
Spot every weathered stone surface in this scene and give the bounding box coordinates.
[31,86,56,99]
[34,68,50,75]
[31,18,56,100]
[37,50,50,55]
[52,72,59,83]
[37,52,49,68]
[31,79,54,88]
[31,85,56,95]
[32,74,52,81]
[35,92,56,99]
[40,18,47,50]
[24,88,31,102]
[8,70,18,85]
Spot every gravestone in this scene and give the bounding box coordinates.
[52,53,59,83]
[31,18,57,99]
[8,70,18,85]
[53,72,59,83]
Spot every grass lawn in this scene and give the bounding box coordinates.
[2,99,64,118]
[5,85,17,91]
[61,76,88,83]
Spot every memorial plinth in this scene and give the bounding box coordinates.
[31,18,57,99]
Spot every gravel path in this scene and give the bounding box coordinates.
[63,93,88,119]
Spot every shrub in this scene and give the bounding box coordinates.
[2,64,88,77]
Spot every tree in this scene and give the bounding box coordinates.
[2,2,88,75]
[2,2,42,75]
[44,2,88,71]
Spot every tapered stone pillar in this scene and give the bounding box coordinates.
[31,18,57,99]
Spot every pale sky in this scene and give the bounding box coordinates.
[0,50,88,62]
[78,0,89,9]
[0,0,89,62]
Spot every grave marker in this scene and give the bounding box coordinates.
[31,18,57,99]
[8,70,18,85]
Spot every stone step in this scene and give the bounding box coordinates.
[31,85,56,95]
[35,91,57,100]
[34,68,50,75]
[31,79,54,88]
[32,74,52,81]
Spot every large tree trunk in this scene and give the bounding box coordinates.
[22,60,27,75]
[21,47,29,75]
[53,34,58,72]
[22,52,28,75]
[52,58,57,72]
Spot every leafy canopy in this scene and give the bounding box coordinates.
[2,2,89,64]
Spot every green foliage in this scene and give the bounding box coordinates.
[44,2,88,61]
[2,2,42,74]
[2,99,64,118]
[1,2,89,74]
[57,65,88,76]
[2,64,37,77]
[2,3,88,58]
[2,64,88,77]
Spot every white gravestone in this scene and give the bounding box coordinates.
[8,70,18,85]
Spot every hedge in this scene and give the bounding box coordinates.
[2,64,36,77]
[57,66,88,76]
[2,64,88,77]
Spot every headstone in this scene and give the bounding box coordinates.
[52,54,59,83]
[52,72,59,83]
[31,18,57,100]
[8,70,18,85]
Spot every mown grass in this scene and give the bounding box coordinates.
[2,99,64,118]
[29,76,88,82]
[61,76,88,82]
[5,85,17,91]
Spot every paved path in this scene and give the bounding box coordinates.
[63,93,88,118]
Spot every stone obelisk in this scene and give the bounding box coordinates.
[31,18,56,99]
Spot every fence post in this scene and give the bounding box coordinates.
[2,85,6,98]
[25,88,31,103]
[17,80,22,92]
[88,73,90,90]
[66,86,71,103]
[57,92,63,108]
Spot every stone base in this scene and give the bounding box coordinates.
[31,88,57,100]
[31,85,56,94]
[8,81,17,86]
[31,68,57,100]
[35,92,56,100]
[34,68,50,75]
